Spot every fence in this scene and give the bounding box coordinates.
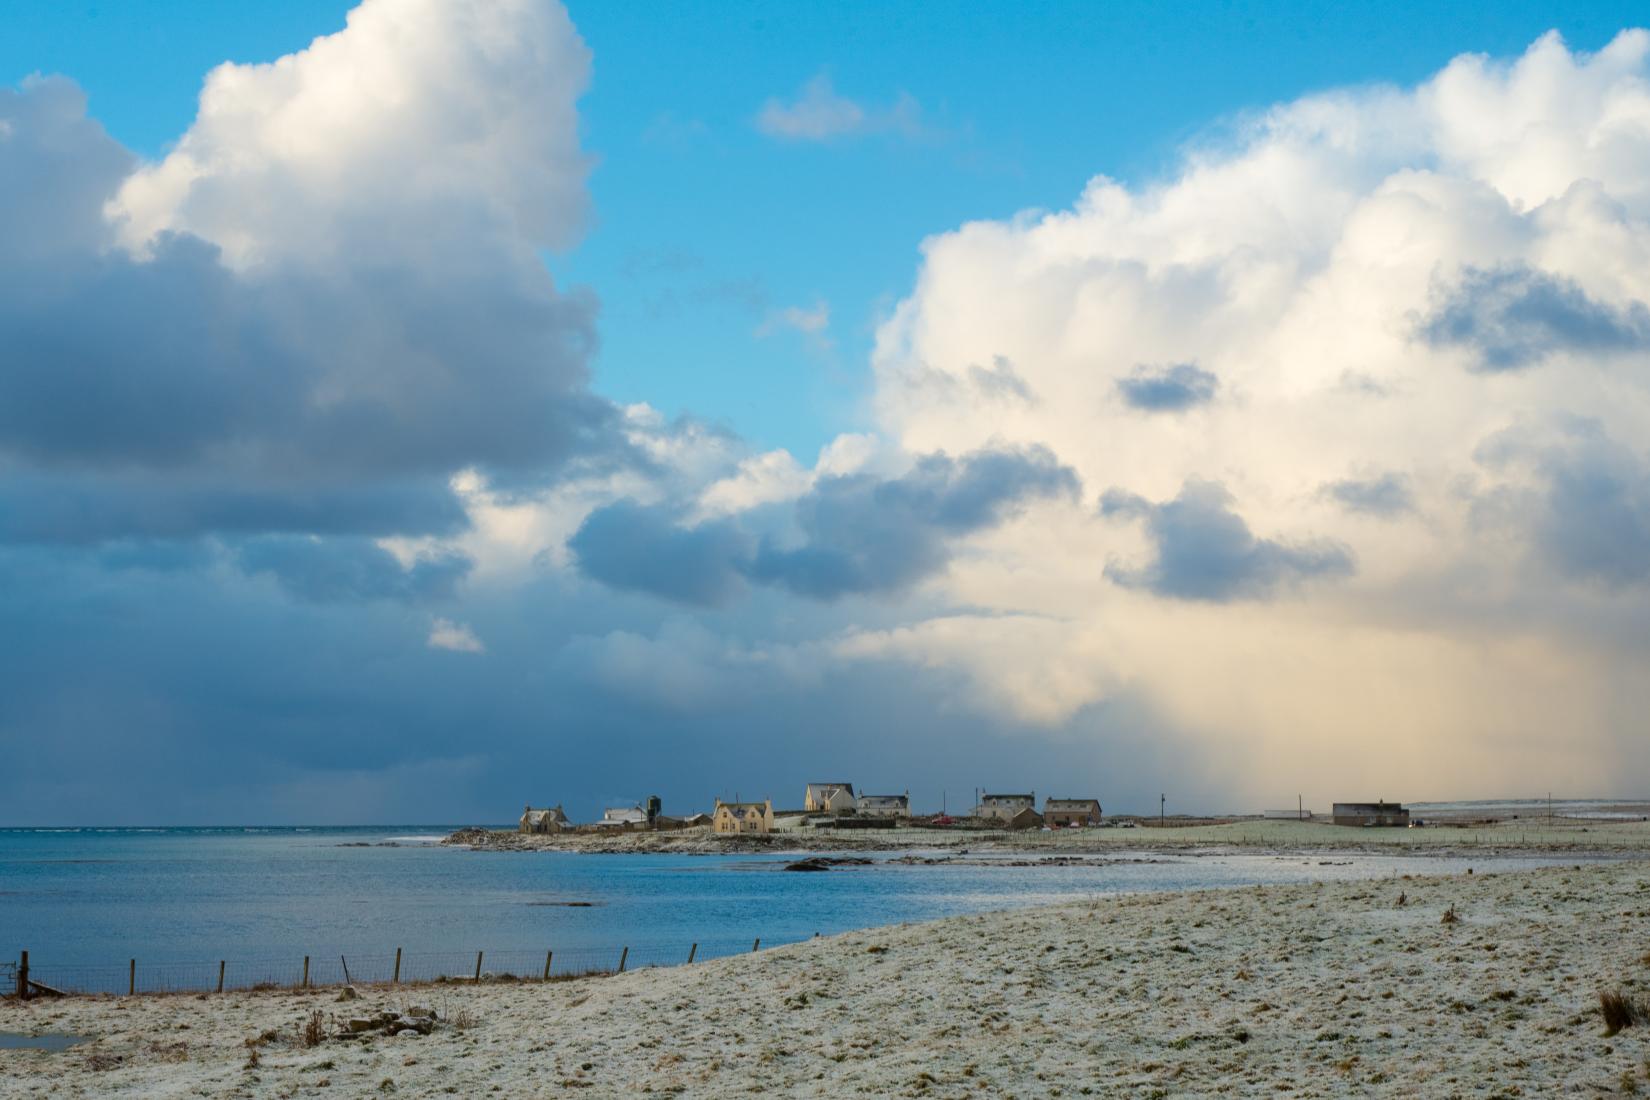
[13,934,808,999]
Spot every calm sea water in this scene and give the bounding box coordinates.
[0,826,1600,991]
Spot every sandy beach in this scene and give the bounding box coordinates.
[7,857,1650,1097]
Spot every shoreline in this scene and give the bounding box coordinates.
[444,816,1650,859]
[7,858,1650,1096]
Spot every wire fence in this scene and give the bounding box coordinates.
[14,935,812,998]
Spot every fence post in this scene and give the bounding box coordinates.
[302,956,309,989]
[217,960,225,994]
[393,948,402,984]
[752,938,760,953]
[128,958,135,996]
[474,951,483,983]
[543,950,552,981]
[687,943,697,964]
[17,950,26,1001]
[340,956,351,986]
[618,946,628,973]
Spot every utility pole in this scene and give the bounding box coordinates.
[1160,793,1166,824]
[1298,794,1303,821]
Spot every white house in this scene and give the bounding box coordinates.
[804,782,856,814]
[599,806,649,827]
[856,793,910,818]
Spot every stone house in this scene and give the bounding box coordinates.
[714,800,775,834]
[1044,798,1102,827]
[976,792,1036,822]
[857,792,910,818]
[804,782,856,814]
[519,804,568,834]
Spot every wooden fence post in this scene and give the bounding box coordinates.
[217,961,225,994]
[687,943,697,964]
[17,950,27,1001]
[618,946,628,973]
[128,958,135,996]
[752,938,760,952]
[302,956,310,989]
[543,950,553,981]
[340,956,351,986]
[474,951,483,982]
[393,948,402,984]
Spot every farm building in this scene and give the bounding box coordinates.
[1331,801,1410,827]
[1044,798,1102,827]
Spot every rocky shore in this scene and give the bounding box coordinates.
[7,859,1650,1097]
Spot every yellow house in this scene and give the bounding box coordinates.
[713,799,774,834]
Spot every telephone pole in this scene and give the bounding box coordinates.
[1160,793,1165,824]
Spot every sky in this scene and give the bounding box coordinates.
[2,0,1649,823]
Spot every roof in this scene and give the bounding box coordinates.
[716,801,770,815]
[807,782,855,794]
[1045,799,1101,809]
[981,793,1035,801]
[859,794,909,804]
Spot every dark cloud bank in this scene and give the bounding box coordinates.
[571,446,1081,604]
[1418,264,1650,371]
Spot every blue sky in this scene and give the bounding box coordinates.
[5,0,1644,459]
[5,1,1650,824]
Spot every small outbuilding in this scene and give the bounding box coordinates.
[714,799,775,834]
[1331,801,1410,827]
[1044,798,1102,827]
[1005,807,1045,830]
[600,806,649,828]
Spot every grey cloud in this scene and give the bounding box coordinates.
[237,537,472,603]
[0,472,467,545]
[568,502,753,607]
[1323,473,1416,518]
[1479,423,1650,589]
[1116,363,1219,411]
[750,446,1081,600]
[0,78,620,545]
[1101,479,1354,600]
[571,447,1082,604]
[1417,264,1650,371]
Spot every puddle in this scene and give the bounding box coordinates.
[0,1033,89,1052]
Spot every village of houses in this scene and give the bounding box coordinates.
[515,791,1420,840]
[520,784,1118,836]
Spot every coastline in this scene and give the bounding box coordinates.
[7,858,1650,1097]
[444,816,1650,858]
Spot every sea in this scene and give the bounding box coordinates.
[0,825,1610,994]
